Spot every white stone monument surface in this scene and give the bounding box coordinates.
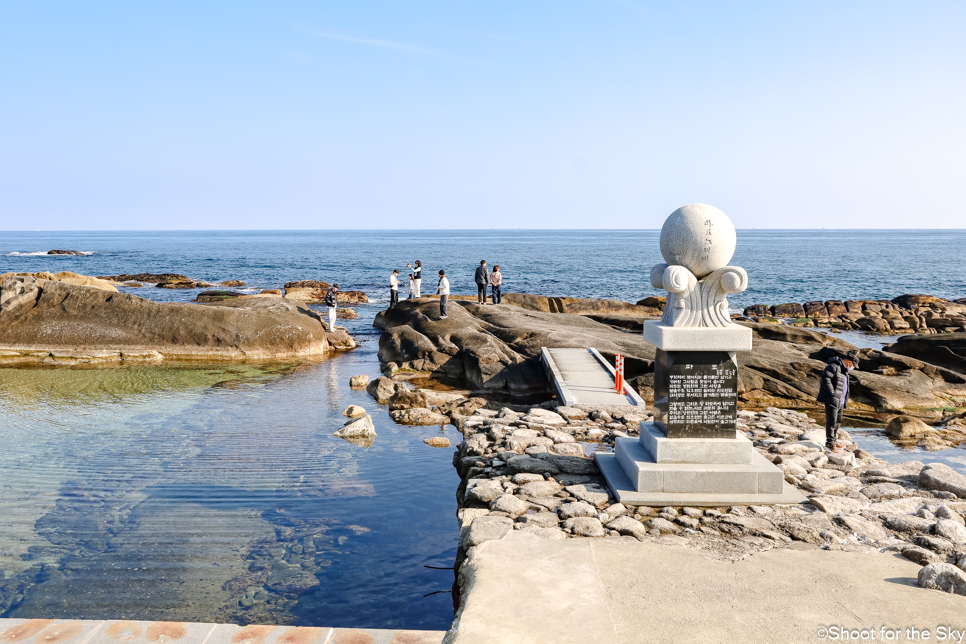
[595,203,804,505]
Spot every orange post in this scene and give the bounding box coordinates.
[615,354,624,393]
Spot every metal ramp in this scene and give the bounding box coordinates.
[540,348,646,407]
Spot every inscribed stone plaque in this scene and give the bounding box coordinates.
[653,349,738,439]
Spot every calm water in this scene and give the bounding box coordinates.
[4,229,966,310]
[1,230,965,626]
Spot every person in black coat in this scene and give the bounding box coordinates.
[816,352,859,452]
[474,260,489,304]
[324,284,339,331]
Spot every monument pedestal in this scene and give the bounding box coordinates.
[597,322,806,506]
[596,424,806,506]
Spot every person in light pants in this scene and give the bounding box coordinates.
[436,270,450,319]
[408,260,422,298]
[324,284,339,330]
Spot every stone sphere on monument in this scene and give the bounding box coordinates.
[659,203,737,279]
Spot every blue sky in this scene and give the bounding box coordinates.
[1,1,964,230]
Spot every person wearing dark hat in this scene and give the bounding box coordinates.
[817,351,859,453]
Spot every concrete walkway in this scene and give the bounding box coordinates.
[0,619,445,644]
[446,538,966,644]
[541,348,646,407]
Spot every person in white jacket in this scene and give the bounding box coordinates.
[435,269,450,319]
[389,269,400,308]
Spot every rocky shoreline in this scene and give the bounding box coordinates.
[353,367,966,602]
[741,294,966,334]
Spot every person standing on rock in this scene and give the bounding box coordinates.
[474,260,489,305]
[324,284,339,331]
[407,260,422,298]
[390,270,400,308]
[436,270,450,319]
[407,273,415,299]
[817,351,859,452]
[490,265,503,305]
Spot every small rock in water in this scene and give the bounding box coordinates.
[349,374,369,388]
[342,404,366,418]
[334,415,376,439]
[423,436,451,448]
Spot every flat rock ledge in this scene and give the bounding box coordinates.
[0,275,354,364]
[441,403,966,609]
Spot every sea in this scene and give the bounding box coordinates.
[1,229,965,629]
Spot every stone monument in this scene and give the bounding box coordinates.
[595,203,806,506]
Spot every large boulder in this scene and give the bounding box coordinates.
[886,416,935,439]
[883,334,966,375]
[918,563,966,595]
[0,276,332,363]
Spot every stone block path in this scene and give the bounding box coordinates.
[0,619,445,644]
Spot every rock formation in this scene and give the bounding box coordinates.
[283,280,369,304]
[373,299,966,419]
[884,334,966,375]
[742,295,966,334]
[4,271,117,292]
[0,275,349,364]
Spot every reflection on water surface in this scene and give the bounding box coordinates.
[0,355,459,630]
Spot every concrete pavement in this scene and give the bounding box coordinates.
[445,537,966,644]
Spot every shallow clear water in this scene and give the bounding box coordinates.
[0,346,461,628]
[848,430,966,475]
[1,229,965,625]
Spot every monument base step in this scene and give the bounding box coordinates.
[639,422,753,464]
[596,452,808,507]
[616,436,783,494]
